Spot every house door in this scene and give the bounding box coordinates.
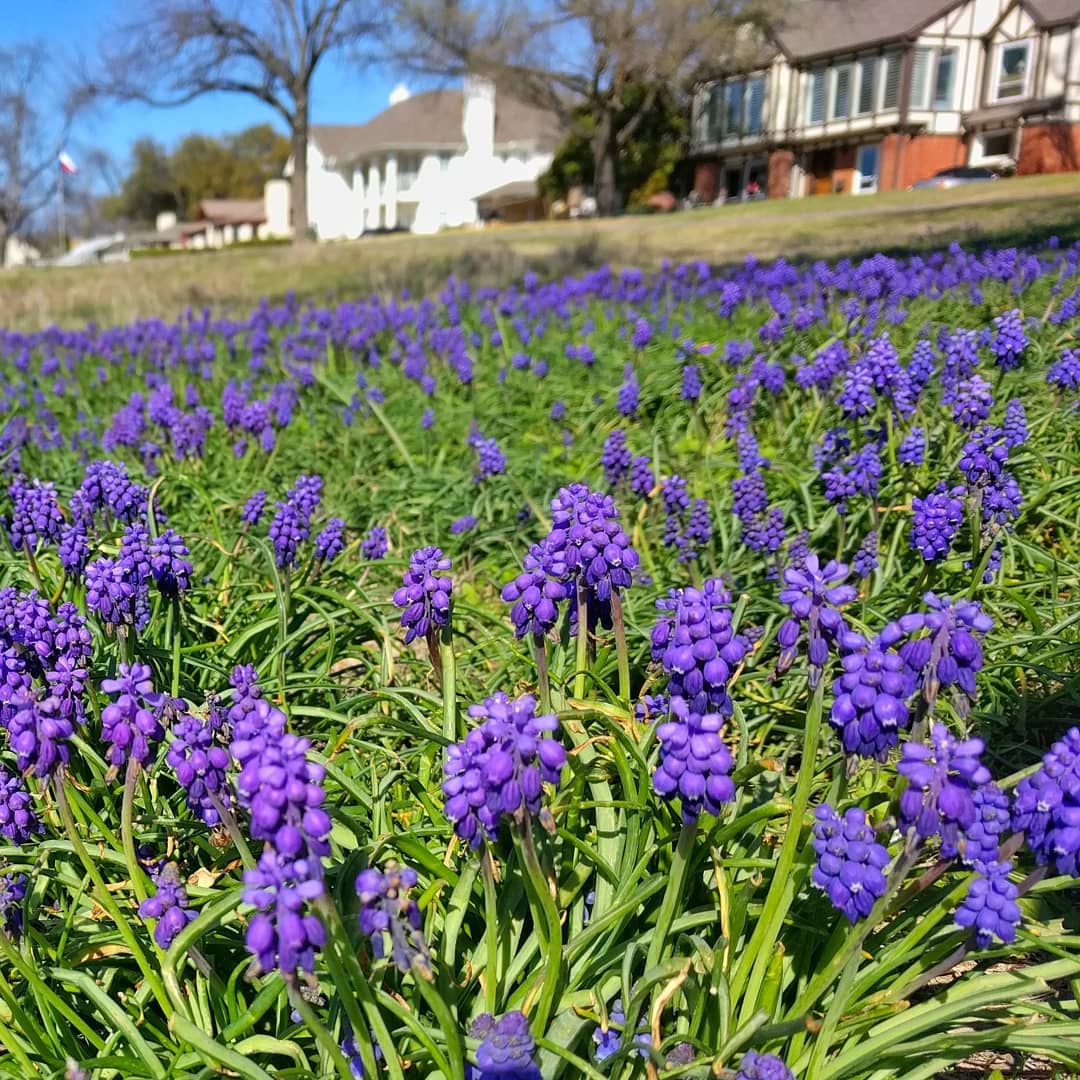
[809,150,833,195]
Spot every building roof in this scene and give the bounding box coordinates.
[197,199,266,225]
[963,93,1065,128]
[772,0,957,61]
[310,88,562,162]
[1024,0,1080,25]
[476,179,541,206]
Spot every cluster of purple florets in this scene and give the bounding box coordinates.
[501,544,567,640]
[811,804,890,923]
[649,580,752,821]
[99,662,165,770]
[138,861,197,949]
[354,861,430,975]
[442,692,565,847]
[394,546,453,644]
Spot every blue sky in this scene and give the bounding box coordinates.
[5,0,404,186]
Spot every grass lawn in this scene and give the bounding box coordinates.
[5,171,1080,327]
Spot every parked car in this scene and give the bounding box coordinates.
[910,166,999,190]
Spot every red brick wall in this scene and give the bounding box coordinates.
[1017,123,1080,175]
[879,133,966,190]
[767,149,794,198]
[694,160,720,203]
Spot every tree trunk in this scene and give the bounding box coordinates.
[0,223,7,267]
[591,107,617,217]
[291,89,310,242]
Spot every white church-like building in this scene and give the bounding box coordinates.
[293,78,561,239]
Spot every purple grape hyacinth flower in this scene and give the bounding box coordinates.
[630,455,654,498]
[242,849,326,976]
[166,707,231,826]
[470,1012,541,1080]
[0,766,42,844]
[441,692,565,848]
[653,702,735,822]
[1012,726,1080,877]
[910,486,965,562]
[149,529,193,598]
[829,634,912,760]
[954,860,1021,948]
[354,861,430,975]
[138,862,197,949]
[314,518,346,562]
[775,554,857,687]
[811,804,890,923]
[7,689,75,778]
[361,525,388,560]
[898,724,992,858]
[501,544,566,640]
[736,1050,795,1080]
[898,428,926,467]
[393,547,452,644]
[0,872,27,937]
[100,663,166,771]
[242,490,267,527]
[601,429,631,487]
[236,731,331,859]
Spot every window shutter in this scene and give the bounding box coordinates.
[809,69,826,123]
[882,52,901,109]
[833,65,851,118]
[747,77,765,133]
[910,47,932,109]
[858,57,876,113]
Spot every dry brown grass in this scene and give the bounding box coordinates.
[5,171,1080,329]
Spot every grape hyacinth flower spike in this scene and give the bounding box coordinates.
[470,1012,542,1080]
[1012,725,1080,878]
[393,546,453,680]
[811,804,890,923]
[774,553,857,687]
[354,861,431,976]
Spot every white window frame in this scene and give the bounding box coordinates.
[971,128,1016,165]
[993,40,1032,102]
[909,46,934,110]
[855,143,881,194]
[831,63,853,120]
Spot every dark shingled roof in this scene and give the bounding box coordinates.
[1024,0,1080,25]
[772,0,958,61]
[311,89,562,162]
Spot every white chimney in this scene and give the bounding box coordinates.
[463,75,495,158]
[155,210,177,232]
[264,178,292,238]
[389,83,411,106]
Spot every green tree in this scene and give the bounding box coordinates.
[100,137,177,224]
[539,83,688,210]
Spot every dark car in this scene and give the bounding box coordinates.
[910,166,1000,190]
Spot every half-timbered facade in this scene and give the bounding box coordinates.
[690,0,1080,199]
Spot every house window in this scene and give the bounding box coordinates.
[910,47,933,109]
[807,67,827,123]
[881,51,901,109]
[995,41,1030,100]
[934,49,956,108]
[746,76,765,134]
[706,84,724,141]
[981,130,1014,158]
[856,144,880,193]
[397,154,420,188]
[832,64,852,119]
[725,80,743,136]
[857,57,876,114]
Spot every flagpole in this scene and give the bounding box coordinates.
[58,169,66,254]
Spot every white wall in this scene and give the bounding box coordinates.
[306,141,364,240]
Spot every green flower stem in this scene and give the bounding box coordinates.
[481,844,500,1014]
[412,970,465,1080]
[610,591,631,704]
[573,585,589,700]
[516,815,563,1031]
[314,895,405,1080]
[169,1012,274,1080]
[52,774,173,1016]
[439,611,458,743]
[645,820,698,973]
[287,980,353,1080]
[368,399,416,472]
[21,540,47,599]
[277,565,291,707]
[733,678,825,1024]
[122,757,151,906]
[534,636,552,714]
[207,790,256,869]
[806,943,861,1075]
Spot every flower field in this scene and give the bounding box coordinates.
[1,242,1079,1079]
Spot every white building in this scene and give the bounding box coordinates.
[297,77,561,239]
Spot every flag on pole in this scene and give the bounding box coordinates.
[58,151,78,175]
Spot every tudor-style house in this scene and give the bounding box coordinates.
[690,0,1080,200]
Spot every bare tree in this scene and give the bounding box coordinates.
[0,42,75,265]
[390,0,772,216]
[82,1,382,239]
